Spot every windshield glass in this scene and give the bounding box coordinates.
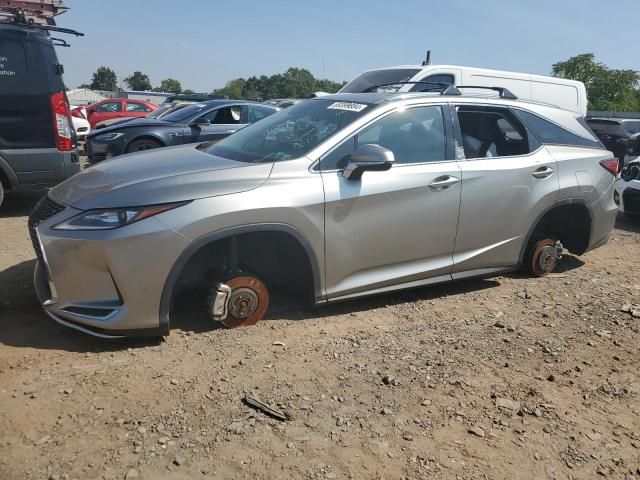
[207,99,374,163]
[161,103,214,123]
[622,120,640,136]
[339,69,421,93]
[588,121,622,136]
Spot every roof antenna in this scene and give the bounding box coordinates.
[422,50,432,66]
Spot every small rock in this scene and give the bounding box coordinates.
[173,454,186,466]
[381,375,396,386]
[495,397,520,411]
[272,341,286,347]
[227,421,244,434]
[381,407,393,416]
[547,374,556,382]
[124,469,139,480]
[49,475,61,480]
[597,467,610,476]
[586,431,602,441]
[421,399,432,406]
[518,289,531,299]
[533,408,542,417]
[35,435,51,445]
[468,426,485,438]
[137,427,147,434]
[403,432,414,441]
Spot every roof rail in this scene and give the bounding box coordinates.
[455,86,518,100]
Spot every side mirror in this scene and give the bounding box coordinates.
[191,118,211,127]
[342,144,394,181]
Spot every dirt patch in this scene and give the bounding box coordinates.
[1,193,639,479]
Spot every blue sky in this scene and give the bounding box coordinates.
[58,0,639,92]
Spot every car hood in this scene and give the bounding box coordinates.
[49,143,273,210]
[88,118,174,136]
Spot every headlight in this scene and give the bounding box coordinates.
[53,202,189,231]
[95,132,125,141]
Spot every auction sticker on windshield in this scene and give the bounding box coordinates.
[327,102,368,112]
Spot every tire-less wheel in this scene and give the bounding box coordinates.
[528,238,561,277]
[126,138,163,153]
[207,275,270,328]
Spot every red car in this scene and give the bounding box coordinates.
[79,99,158,128]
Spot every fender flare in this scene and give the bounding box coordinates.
[158,223,323,333]
[0,154,19,188]
[124,134,166,153]
[517,197,593,266]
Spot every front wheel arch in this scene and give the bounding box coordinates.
[158,224,323,332]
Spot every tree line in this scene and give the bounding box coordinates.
[78,56,640,111]
[78,66,345,99]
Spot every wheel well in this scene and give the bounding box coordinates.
[0,169,10,191]
[125,136,164,152]
[528,204,592,256]
[172,230,317,312]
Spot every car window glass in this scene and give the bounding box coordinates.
[410,74,454,92]
[320,105,446,170]
[0,38,27,86]
[96,101,123,113]
[126,102,151,112]
[515,109,601,148]
[340,68,421,93]
[457,106,533,159]
[198,106,243,125]
[248,105,276,123]
[623,121,640,136]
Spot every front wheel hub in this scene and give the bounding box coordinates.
[530,239,563,277]
[208,276,269,329]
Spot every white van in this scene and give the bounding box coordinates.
[339,65,588,116]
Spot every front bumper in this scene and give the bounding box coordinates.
[30,197,190,337]
[86,136,127,163]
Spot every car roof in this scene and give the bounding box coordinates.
[184,99,275,108]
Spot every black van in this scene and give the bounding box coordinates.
[0,21,80,208]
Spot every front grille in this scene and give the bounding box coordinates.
[28,196,65,265]
[623,188,640,216]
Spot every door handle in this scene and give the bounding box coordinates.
[429,175,459,190]
[532,166,554,179]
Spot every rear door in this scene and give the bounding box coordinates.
[320,104,462,299]
[451,104,558,276]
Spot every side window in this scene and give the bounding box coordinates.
[456,106,535,159]
[248,105,276,123]
[320,105,446,170]
[411,74,454,92]
[514,109,602,149]
[96,101,123,113]
[126,102,151,112]
[200,105,243,125]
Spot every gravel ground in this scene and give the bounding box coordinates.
[1,190,639,480]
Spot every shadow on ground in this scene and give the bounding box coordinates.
[616,212,640,234]
[0,189,46,218]
[171,276,503,334]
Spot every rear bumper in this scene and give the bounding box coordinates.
[0,148,80,188]
[622,186,640,216]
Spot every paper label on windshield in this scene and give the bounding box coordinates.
[327,102,368,112]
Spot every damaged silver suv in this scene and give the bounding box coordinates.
[30,87,618,338]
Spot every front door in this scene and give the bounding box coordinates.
[451,104,559,276]
[186,105,247,143]
[320,104,462,300]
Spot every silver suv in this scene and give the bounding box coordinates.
[30,88,618,338]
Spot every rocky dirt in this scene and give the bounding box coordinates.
[1,190,639,480]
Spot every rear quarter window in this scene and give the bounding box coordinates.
[514,109,602,149]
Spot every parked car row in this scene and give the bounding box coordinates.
[586,117,640,170]
[85,101,279,162]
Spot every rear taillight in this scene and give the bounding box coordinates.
[50,92,73,151]
[600,158,619,176]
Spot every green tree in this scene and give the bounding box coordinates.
[552,53,640,111]
[77,83,92,89]
[90,66,118,91]
[214,78,246,98]
[182,89,196,95]
[124,71,152,91]
[154,78,182,94]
